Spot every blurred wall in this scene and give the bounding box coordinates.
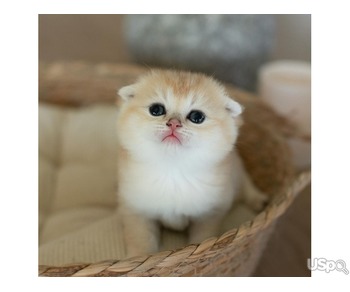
[39,15,131,62]
[272,14,311,61]
[39,14,311,63]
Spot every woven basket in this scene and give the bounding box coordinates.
[38,62,311,277]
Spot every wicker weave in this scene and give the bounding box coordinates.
[38,62,311,277]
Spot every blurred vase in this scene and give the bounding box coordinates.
[123,15,276,90]
[258,60,311,170]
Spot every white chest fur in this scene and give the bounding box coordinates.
[119,156,238,230]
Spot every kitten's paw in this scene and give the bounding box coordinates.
[245,191,269,212]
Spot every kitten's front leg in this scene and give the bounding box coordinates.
[242,172,268,212]
[189,213,225,244]
[120,207,160,258]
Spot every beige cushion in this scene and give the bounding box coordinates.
[39,103,255,266]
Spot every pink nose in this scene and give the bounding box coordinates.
[166,118,182,130]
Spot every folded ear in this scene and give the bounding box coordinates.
[225,97,243,118]
[117,84,136,101]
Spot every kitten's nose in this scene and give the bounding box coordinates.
[166,118,182,130]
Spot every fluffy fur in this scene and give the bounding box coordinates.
[116,70,266,257]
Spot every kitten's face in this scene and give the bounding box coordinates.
[116,70,242,162]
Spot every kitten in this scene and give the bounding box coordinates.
[116,70,267,257]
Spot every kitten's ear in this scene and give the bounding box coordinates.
[225,97,243,118]
[118,84,136,101]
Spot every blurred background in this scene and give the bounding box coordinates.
[39,14,311,276]
[39,14,311,91]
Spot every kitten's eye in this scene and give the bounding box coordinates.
[187,110,205,124]
[149,103,166,116]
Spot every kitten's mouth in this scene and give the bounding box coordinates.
[162,132,182,145]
